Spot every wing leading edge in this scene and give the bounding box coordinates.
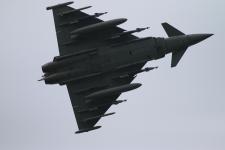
[47,2,139,55]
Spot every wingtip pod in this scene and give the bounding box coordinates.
[46,1,74,10]
[75,126,102,134]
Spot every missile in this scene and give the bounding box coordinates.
[85,83,142,99]
[53,48,97,61]
[110,37,151,48]
[74,100,126,113]
[71,18,127,37]
[75,85,107,94]
[93,99,127,106]
[135,27,150,32]
[116,59,149,70]
[77,100,127,113]
[72,12,108,22]
[58,12,108,27]
[82,112,115,122]
[113,100,127,105]
[40,71,72,84]
[132,66,158,74]
[94,12,108,17]
[58,6,92,16]
[59,72,102,85]
[109,27,150,40]
[85,99,127,109]
[42,70,102,85]
[38,78,44,81]
[75,126,101,134]
[113,67,158,80]
[46,1,74,10]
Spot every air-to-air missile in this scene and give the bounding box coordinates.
[59,72,102,85]
[38,71,72,83]
[109,27,150,40]
[77,100,127,113]
[59,12,108,26]
[53,48,97,62]
[71,18,127,38]
[74,85,108,94]
[39,71,102,85]
[86,83,142,100]
[60,67,158,85]
[115,59,149,70]
[113,100,127,105]
[82,112,115,122]
[93,12,108,18]
[113,67,158,80]
[134,67,158,74]
[75,126,102,134]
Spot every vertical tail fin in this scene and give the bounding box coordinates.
[162,23,186,67]
[162,22,185,37]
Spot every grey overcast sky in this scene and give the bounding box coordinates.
[0,0,224,150]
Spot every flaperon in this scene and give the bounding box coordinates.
[40,1,213,134]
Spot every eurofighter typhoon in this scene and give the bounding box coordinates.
[40,1,213,133]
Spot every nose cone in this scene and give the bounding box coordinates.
[188,34,213,46]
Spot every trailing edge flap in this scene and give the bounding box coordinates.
[171,48,187,67]
[162,22,185,37]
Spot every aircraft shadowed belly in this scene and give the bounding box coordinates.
[39,1,213,134]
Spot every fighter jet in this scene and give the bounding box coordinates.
[40,1,213,134]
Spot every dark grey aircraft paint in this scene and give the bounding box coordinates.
[39,1,213,134]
